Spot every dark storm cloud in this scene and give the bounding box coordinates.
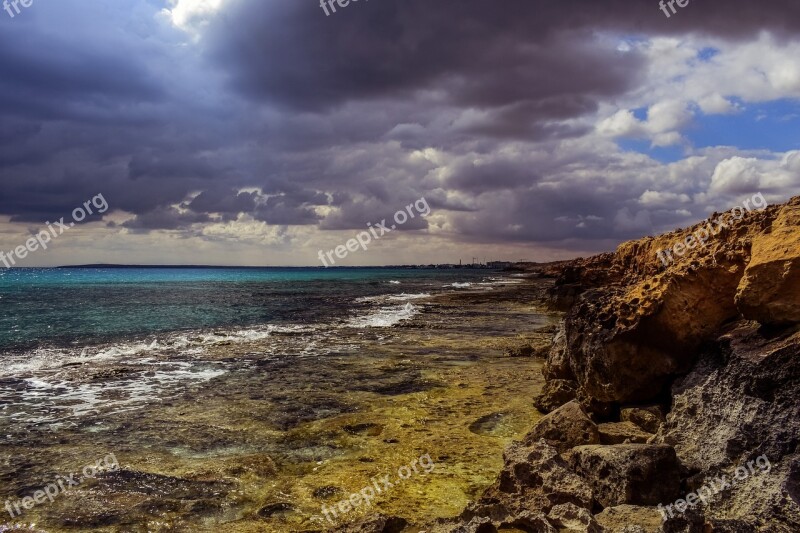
[122,206,211,232]
[186,189,258,215]
[1,0,800,255]
[210,0,800,114]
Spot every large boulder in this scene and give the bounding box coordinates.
[523,401,600,452]
[655,321,800,530]
[736,198,800,325]
[566,444,681,507]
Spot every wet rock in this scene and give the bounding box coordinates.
[546,503,602,532]
[566,444,681,507]
[503,340,534,357]
[735,199,800,325]
[468,413,506,436]
[523,401,600,453]
[220,453,276,477]
[257,502,294,518]
[343,423,384,436]
[331,514,408,532]
[96,469,232,499]
[313,485,343,500]
[620,406,665,434]
[597,421,653,444]
[533,379,578,413]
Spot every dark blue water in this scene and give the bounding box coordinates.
[0,267,498,352]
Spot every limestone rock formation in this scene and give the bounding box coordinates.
[566,444,681,507]
[735,200,800,325]
[545,195,800,408]
[460,440,593,526]
[597,421,653,444]
[523,401,600,452]
[620,406,665,434]
[655,321,800,531]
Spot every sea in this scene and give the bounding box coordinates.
[0,266,547,531]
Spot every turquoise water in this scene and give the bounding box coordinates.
[0,267,497,352]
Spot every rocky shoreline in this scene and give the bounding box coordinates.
[338,196,800,532]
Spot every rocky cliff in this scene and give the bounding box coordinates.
[335,196,800,533]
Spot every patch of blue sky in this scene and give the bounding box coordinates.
[687,98,800,151]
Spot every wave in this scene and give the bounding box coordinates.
[0,324,314,378]
[355,292,431,303]
[347,302,420,328]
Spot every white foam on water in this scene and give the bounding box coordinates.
[2,363,227,425]
[0,324,316,378]
[347,302,420,328]
[449,282,473,288]
[355,293,431,303]
[388,280,401,284]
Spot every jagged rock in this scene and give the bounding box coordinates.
[655,321,800,530]
[462,440,593,524]
[566,444,681,507]
[736,199,800,325]
[620,406,665,434]
[533,379,578,413]
[597,422,653,444]
[546,503,602,532]
[593,504,704,533]
[543,323,572,380]
[542,198,799,408]
[523,401,600,452]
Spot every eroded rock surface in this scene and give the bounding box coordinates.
[523,401,600,452]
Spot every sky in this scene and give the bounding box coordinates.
[1,0,799,267]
